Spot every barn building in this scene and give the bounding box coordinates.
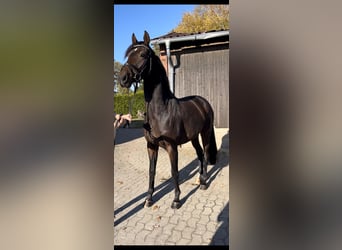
[150,29,229,128]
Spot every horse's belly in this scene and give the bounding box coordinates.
[144,121,198,146]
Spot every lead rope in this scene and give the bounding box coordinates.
[128,81,139,116]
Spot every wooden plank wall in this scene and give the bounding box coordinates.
[173,47,229,128]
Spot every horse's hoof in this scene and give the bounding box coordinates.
[171,201,181,209]
[200,184,207,190]
[144,199,153,207]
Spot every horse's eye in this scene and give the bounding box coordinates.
[140,52,146,57]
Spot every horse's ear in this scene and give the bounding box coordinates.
[143,30,150,46]
[132,33,138,44]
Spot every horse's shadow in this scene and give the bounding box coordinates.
[114,130,229,226]
[180,131,229,206]
[114,158,199,226]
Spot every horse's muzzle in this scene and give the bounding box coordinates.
[119,66,133,88]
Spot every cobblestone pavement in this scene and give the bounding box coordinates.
[114,127,229,246]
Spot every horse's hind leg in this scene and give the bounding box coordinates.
[145,142,158,207]
[191,137,207,190]
[165,143,181,209]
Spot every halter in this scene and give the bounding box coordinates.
[124,44,153,93]
[123,44,153,118]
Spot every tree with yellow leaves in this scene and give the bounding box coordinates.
[173,5,229,33]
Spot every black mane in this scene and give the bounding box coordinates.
[146,52,175,101]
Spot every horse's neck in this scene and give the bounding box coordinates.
[143,67,174,105]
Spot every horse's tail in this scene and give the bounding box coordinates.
[208,125,218,164]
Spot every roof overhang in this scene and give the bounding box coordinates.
[150,30,229,45]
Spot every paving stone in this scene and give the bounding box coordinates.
[186,217,199,228]
[174,220,187,231]
[181,226,195,240]
[169,230,182,242]
[176,238,191,245]
[114,128,229,246]
[189,233,204,245]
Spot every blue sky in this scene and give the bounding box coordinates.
[114,4,196,64]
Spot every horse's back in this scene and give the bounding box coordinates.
[179,95,214,121]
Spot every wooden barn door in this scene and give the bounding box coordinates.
[173,47,229,128]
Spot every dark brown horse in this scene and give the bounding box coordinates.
[119,31,217,209]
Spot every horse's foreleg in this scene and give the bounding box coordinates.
[145,142,158,207]
[166,143,181,209]
[192,137,207,190]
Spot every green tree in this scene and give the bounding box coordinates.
[173,5,229,33]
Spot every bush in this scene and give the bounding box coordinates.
[114,90,145,119]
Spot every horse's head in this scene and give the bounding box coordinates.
[119,30,153,89]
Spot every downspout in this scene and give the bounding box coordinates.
[165,39,181,94]
[165,39,174,93]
